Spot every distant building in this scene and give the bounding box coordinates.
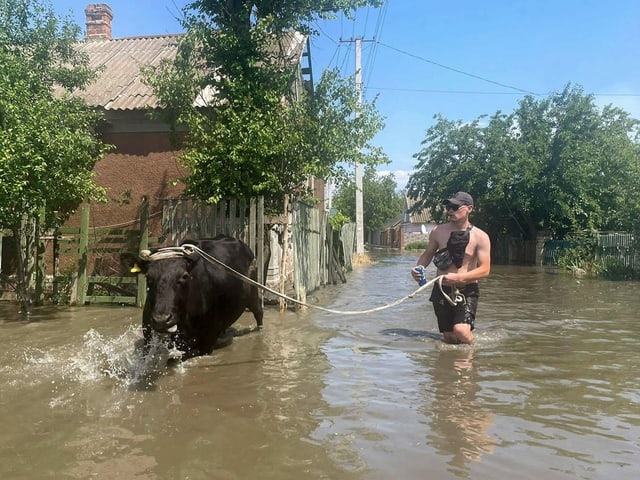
[373,194,436,249]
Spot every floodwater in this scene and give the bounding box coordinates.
[0,252,639,479]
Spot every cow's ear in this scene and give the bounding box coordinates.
[185,252,200,271]
[121,252,150,274]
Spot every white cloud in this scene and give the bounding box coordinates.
[378,169,412,191]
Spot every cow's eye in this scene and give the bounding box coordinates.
[179,272,190,283]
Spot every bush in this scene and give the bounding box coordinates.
[598,257,639,280]
[405,241,428,251]
[557,236,640,280]
[557,242,596,274]
[329,211,351,230]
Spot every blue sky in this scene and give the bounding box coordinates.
[55,1,640,188]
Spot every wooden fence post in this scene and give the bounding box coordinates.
[279,195,289,311]
[76,204,90,305]
[256,196,264,287]
[136,197,149,308]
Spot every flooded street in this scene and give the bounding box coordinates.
[1,251,639,479]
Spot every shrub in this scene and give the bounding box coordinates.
[405,241,428,251]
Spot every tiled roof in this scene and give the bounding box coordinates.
[405,196,433,224]
[72,31,307,111]
[75,34,183,110]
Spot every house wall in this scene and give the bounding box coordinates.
[65,126,185,238]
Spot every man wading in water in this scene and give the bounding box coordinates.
[411,192,491,344]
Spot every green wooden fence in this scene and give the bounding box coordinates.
[54,200,152,306]
[38,195,353,307]
[595,232,637,268]
[542,232,638,269]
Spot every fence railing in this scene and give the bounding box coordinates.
[595,232,637,269]
[541,239,575,266]
[542,232,638,269]
[54,200,152,306]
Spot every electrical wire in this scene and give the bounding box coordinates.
[377,40,539,95]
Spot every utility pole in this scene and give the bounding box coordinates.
[354,37,364,255]
[340,36,373,256]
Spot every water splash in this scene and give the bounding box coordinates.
[80,327,187,389]
[15,325,182,391]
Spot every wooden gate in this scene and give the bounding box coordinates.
[53,200,152,306]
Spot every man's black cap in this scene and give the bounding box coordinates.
[446,192,474,207]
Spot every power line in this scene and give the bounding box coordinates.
[377,40,539,95]
[312,20,338,45]
[337,40,354,73]
[367,86,640,98]
[363,0,389,97]
[367,86,540,96]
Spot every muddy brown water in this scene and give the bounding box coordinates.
[1,252,638,479]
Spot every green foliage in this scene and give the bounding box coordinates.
[328,210,351,230]
[407,84,640,241]
[332,166,403,231]
[597,258,639,280]
[147,0,387,209]
[185,1,383,35]
[556,235,596,273]
[556,233,639,280]
[0,0,108,312]
[405,241,428,251]
[0,0,108,230]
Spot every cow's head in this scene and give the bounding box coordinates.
[122,247,200,333]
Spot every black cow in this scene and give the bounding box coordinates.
[125,235,263,360]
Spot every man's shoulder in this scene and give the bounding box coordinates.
[470,225,491,242]
[470,224,487,233]
[431,223,453,238]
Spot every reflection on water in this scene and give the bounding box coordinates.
[0,256,639,479]
[423,348,496,475]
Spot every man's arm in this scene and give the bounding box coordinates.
[411,227,441,283]
[416,226,442,267]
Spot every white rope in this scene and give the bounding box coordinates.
[435,275,463,307]
[144,244,445,315]
[141,247,191,261]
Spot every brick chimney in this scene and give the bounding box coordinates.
[85,4,113,40]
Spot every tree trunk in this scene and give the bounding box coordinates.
[12,215,35,317]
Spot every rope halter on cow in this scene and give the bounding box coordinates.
[137,244,458,315]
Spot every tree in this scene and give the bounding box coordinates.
[333,167,403,235]
[147,0,387,209]
[0,0,109,312]
[407,84,640,240]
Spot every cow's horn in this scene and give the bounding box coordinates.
[182,244,199,259]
